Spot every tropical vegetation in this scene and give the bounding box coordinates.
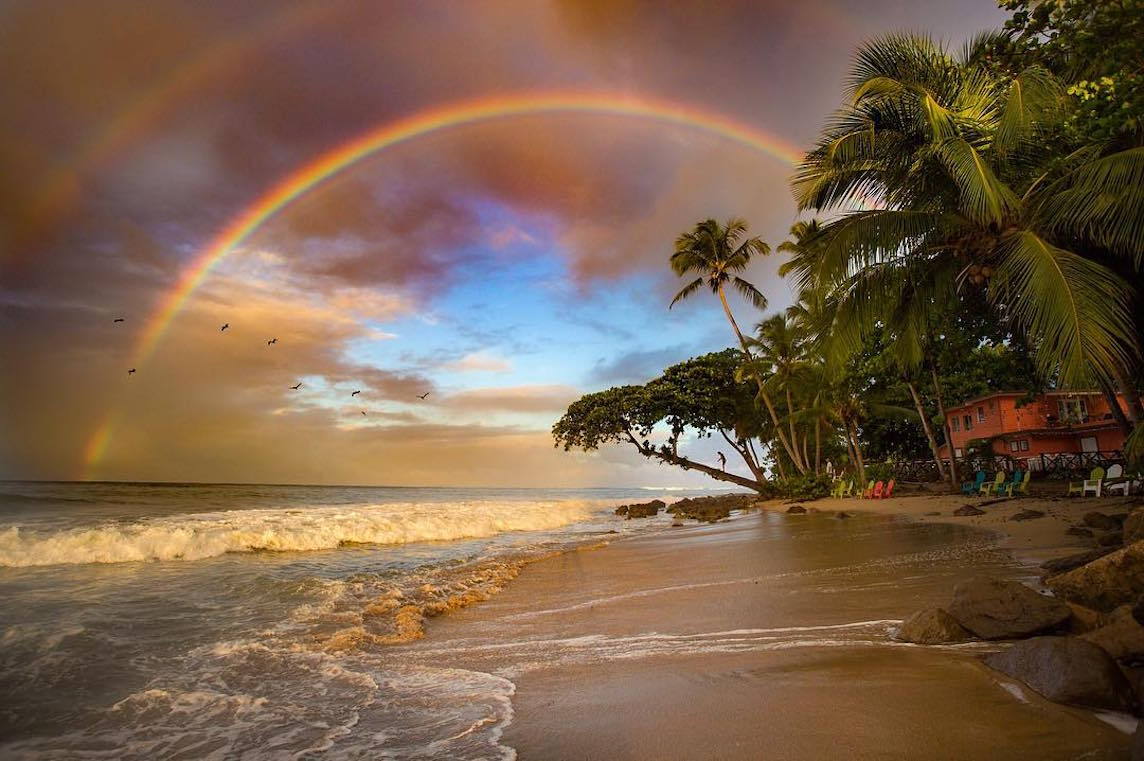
[555,2,1143,491]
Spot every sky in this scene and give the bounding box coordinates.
[0,0,1008,487]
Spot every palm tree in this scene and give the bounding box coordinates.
[790,33,1142,394]
[669,218,808,473]
[741,314,812,473]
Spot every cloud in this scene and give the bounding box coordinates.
[589,345,700,385]
[444,351,513,374]
[441,384,580,413]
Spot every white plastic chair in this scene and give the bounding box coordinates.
[1082,466,1105,497]
[1105,464,1140,496]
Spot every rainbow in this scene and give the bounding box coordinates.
[82,91,807,477]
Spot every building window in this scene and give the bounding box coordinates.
[951,417,960,432]
[1009,441,1019,453]
[954,448,963,458]
[1019,440,1029,452]
[963,414,973,431]
[977,406,986,422]
[1058,398,1088,423]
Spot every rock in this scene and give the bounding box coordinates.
[895,608,973,645]
[671,521,684,528]
[1084,512,1120,531]
[1081,605,1144,661]
[1064,603,1103,635]
[1134,595,1144,627]
[614,500,665,519]
[786,505,807,514]
[667,494,755,523]
[983,637,1135,712]
[1041,549,1114,577]
[1047,540,1144,612]
[925,511,942,516]
[953,505,984,516]
[947,577,1071,640]
[1066,526,1094,537]
[1134,723,1144,761]
[1097,531,1124,548]
[1011,509,1045,521]
[836,511,850,519]
[1124,509,1144,545]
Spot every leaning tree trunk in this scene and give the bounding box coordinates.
[624,431,765,492]
[907,379,947,482]
[931,366,959,489]
[845,418,866,486]
[814,418,821,474]
[716,286,806,474]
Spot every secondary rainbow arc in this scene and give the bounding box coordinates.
[83,91,808,477]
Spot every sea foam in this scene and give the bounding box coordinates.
[0,499,606,567]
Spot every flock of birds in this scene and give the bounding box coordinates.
[113,317,431,415]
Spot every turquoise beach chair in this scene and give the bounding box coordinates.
[961,471,985,494]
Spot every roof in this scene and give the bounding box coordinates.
[947,389,1108,410]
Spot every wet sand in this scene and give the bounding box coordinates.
[413,495,1138,760]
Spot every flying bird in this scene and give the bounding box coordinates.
[289,382,303,390]
[267,338,277,346]
[220,323,229,332]
[361,410,367,416]
[351,390,360,396]
[127,368,136,375]
[417,392,430,400]
[113,317,125,323]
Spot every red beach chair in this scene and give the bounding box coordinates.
[879,479,895,499]
[871,481,884,499]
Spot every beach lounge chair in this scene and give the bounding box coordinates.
[980,472,1006,496]
[871,481,884,499]
[1003,471,1030,497]
[999,471,1023,497]
[1067,467,1105,497]
[860,480,875,499]
[830,480,844,498]
[961,471,985,494]
[1103,465,1141,496]
[879,479,895,499]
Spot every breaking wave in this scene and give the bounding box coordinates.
[0,499,608,567]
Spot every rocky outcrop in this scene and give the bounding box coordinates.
[1046,540,1144,612]
[1097,532,1124,548]
[983,637,1135,712]
[1011,509,1044,521]
[836,511,851,519]
[614,500,665,519]
[1066,526,1094,537]
[667,494,756,523]
[1064,603,1103,635]
[786,505,807,514]
[895,608,973,645]
[1084,512,1121,531]
[947,577,1070,640]
[953,505,984,516]
[1124,509,1144,545]
[1041,548,1115,577]
[1081,604,1144,661]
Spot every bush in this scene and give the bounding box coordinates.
[774,473,834,500]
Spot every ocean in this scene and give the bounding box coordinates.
[0,481,716,759]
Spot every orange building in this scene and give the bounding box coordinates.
[936,390,1134,468]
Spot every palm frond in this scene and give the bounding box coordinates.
[669,277,704,309]
[732,277,768,310]
[936,138,1019,224]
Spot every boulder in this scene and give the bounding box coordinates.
[947,577,1070,640]
[895,608,973,645]
[1124,509,1144,545]
[1064,602,1103,635]
[953,505,984,516]
[983,637,1135,712]
[836,511,851,519]
[1084,512,1120,531]
[1047,540,1144,612]
[1011,509,1045,521]
[1097,531,1124,548]
[1066,526,1094,538]
[1040,548,1113,577]
[667,494,755,523]
[786,505,807,514]
[1081,604,1144,661]
[614,500,665,519]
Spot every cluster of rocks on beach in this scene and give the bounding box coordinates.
[894,503,1144,755]
[613,493,760,524]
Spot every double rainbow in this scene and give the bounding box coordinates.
[83,91,807,476]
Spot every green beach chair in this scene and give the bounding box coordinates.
[841,479,855,497]
[979,472,1005,496]
[1068,467,1105,497]
[1003,471,1030,497]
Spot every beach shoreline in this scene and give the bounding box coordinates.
[415,490,1141,760]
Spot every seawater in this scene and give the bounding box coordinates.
[0,481,711,759]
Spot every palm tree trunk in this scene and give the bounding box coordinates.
[717,285,806,473]
[814,418,821,474]
[1098,375,1133,436]
[1113,368,1143,426]
[907,379,947,481]
[931,366,959,489]
[785,388,807,471]
[845,418,866,485]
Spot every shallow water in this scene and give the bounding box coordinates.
[0,481,703,758]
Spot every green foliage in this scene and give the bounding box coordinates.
[773,473,834,500]
[863,462,896,482]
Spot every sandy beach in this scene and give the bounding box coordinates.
[411,491,1141,760]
